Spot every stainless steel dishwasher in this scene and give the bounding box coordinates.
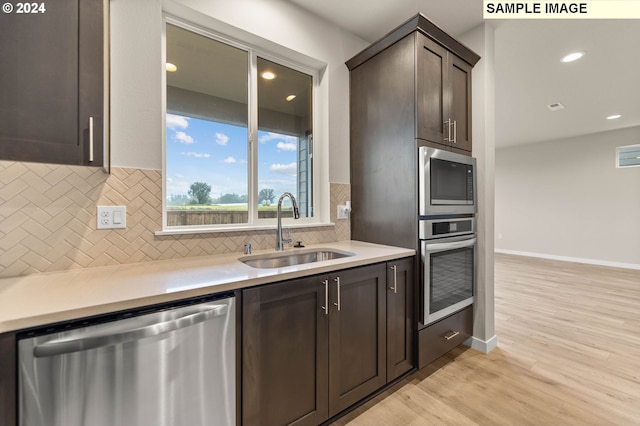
[18,293,236,426]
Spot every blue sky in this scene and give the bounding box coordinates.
[166,113,298,203]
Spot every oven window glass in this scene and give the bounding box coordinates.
[430,247,473,313]
[430,158,473,203]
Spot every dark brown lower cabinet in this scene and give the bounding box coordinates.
[0,332,17,426]
[418,305,473,368]
[242,262,390,425]
[242,275,329,426]
[327,264,386,417]
[386,257,414,382]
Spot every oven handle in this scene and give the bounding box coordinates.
[425,237,476,252]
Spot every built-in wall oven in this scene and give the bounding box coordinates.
[418,146,477,326]
[420,217,476,325]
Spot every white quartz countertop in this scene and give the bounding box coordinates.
[0,240,414,334]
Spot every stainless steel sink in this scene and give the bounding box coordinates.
[239,248,355,269]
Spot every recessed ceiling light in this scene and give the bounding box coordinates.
[285,94,296,102]
[607,114,622,120]
[561,51,585,63]
[261,71,276,80]
[166,63,177,72]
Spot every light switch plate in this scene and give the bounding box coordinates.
[97,206,127,229]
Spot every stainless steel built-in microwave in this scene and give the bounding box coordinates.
[419,147,477,216]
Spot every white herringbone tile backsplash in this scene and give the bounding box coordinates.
[0,161,350,278]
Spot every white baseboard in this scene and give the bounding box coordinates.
[464,335,498,354]
[495,248,640,271]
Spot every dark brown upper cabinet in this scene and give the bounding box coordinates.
[347,13,479,155]
[0,0,107,167]
[417,33,473,153]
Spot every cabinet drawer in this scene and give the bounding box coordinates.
[418,306,472,368]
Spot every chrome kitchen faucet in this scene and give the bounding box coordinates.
[275,192,300,251]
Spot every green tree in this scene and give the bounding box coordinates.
[259,188,275,205]
[188,182,212,204]
[217,193,246,204]
[167,194,192,206]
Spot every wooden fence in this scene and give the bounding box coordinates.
[166,209,295,226]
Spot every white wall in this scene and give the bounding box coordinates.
[110,0,368,183]
[459,23,497,352]
[495,126,640,268]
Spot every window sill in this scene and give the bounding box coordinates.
[154,221,336,236]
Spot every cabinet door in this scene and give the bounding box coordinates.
[0,332,17,426]
[416,33,448,146]
[0,0,104,166]
[448,55,473,153]
[243,276,329,426]
[386,257,415,382]
[328,264,386,417]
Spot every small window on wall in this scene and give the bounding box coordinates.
[616,144,640,168]
[163,21,316,231]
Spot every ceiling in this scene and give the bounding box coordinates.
[288,0,640,148]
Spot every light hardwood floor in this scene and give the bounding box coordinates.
[333,254,640,425]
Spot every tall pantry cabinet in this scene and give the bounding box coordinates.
[346,13,480,366]
[346,13,480,250]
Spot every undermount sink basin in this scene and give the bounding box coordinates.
[239,248,355,269]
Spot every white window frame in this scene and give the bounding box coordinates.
[158,15,330,235]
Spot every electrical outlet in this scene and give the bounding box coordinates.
[337,205,349,220]
[97,206,127,229]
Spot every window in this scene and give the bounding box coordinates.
[616,144,640,168]
[163,21,317,231]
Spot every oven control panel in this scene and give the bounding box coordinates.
[419,217,476,240]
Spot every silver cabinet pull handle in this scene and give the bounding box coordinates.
[333,276,341,311]
[453,119,457,144]
[443,330,460,341]
[89,116,94,162]
[389,265,397,294]
[443,119,450,142]
[34,304,229,358]
[322,279,329,315]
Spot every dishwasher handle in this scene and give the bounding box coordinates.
[33,304,229,358]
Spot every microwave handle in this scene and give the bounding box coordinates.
[425,238,476,252]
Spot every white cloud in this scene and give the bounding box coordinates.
[216,132,229,146]
[269,162,297,176]
[175,131,194,144]
[276,142,297,151]
[174,173,185,179]
[259,132,297,145]
[223,156,236,163]
[181,152,211,158]
[166,114,189,130]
